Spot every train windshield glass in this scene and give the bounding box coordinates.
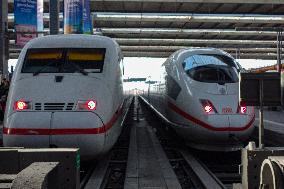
[182,54,239,83]
[22,48,106,74]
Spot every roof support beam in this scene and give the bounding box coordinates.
[8,45,277,54]
[8,28,277,36]
[114,38,279,46]
[8,38,281,47]
[101,28,276,36]
[123,51,280,59]
[120,46,277,53]
[93,13,284,24]
[8,51,280,60]
[7,0,284,4]
[7,13,284,25]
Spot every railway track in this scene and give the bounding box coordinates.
[1,96,284,188]
[139,96,244,189]
[250,127,284,147]
[81,98,134,189]
[78,96,284,189]
[139,96,228,189]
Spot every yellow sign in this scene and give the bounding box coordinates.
[28,52,62,59]
[68,52,104,61]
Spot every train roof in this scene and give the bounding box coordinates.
[23,34,120,50]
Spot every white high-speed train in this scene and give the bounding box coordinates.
[3,34,130,159]
[142,48,255,151]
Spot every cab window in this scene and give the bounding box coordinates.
[182,54,239,83]
[22,48,106,74]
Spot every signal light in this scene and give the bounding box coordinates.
[15,100,28,110]
[200,99,217,114]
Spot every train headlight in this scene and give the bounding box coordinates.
[240,106,247,114]
[238,101,247,114]
[87,100,97,110]
[77,100,97,111]
[200,99,217,114]
[14,100,30,110]
[204,105,213,113]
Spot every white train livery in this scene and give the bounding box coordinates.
[3,34,129,159]
[142,48,255,151]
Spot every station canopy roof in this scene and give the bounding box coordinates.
[7,0,284,59]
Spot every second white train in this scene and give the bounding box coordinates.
[142,48,255,151]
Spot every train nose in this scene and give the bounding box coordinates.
[227,114,255,141]
[3,111,106,156]
[49,112,106,157]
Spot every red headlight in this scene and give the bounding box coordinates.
[240,106,247,114]
[86,100,97,110]
[238,101,247,114]
[204,105,213,113]
[15,100,28,110]
[77,100,97,111]
[200,99,217,114]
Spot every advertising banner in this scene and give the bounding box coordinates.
[14,0,43,46]
[64,0,83,34]
[37,0,43,34]
[83,0,92,34]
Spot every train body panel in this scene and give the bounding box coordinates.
[3,34,127,159]
[144,48,255,151]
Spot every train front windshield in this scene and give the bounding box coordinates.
[182,54,239,83]
[21,48,106,74]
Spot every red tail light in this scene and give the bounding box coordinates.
[238,101,247,114]
[200,99,217,114]
[77,100,97,111]
[15,100,29,110]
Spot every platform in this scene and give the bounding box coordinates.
[254,109,284,135]
[124,99,181,189]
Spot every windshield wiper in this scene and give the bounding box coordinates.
[33,61,58,76]
[67,61,89,76]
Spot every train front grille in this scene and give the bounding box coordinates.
[34,103,75,111]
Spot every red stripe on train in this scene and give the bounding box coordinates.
[3,105,123,135]
[168,101,255,132]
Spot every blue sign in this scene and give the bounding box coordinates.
[14,0,43,46]
[64,0,83,34]
[83,0,93,34]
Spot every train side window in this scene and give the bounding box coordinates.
[166,75,181,100]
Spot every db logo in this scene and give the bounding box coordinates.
[222,107,232,114]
